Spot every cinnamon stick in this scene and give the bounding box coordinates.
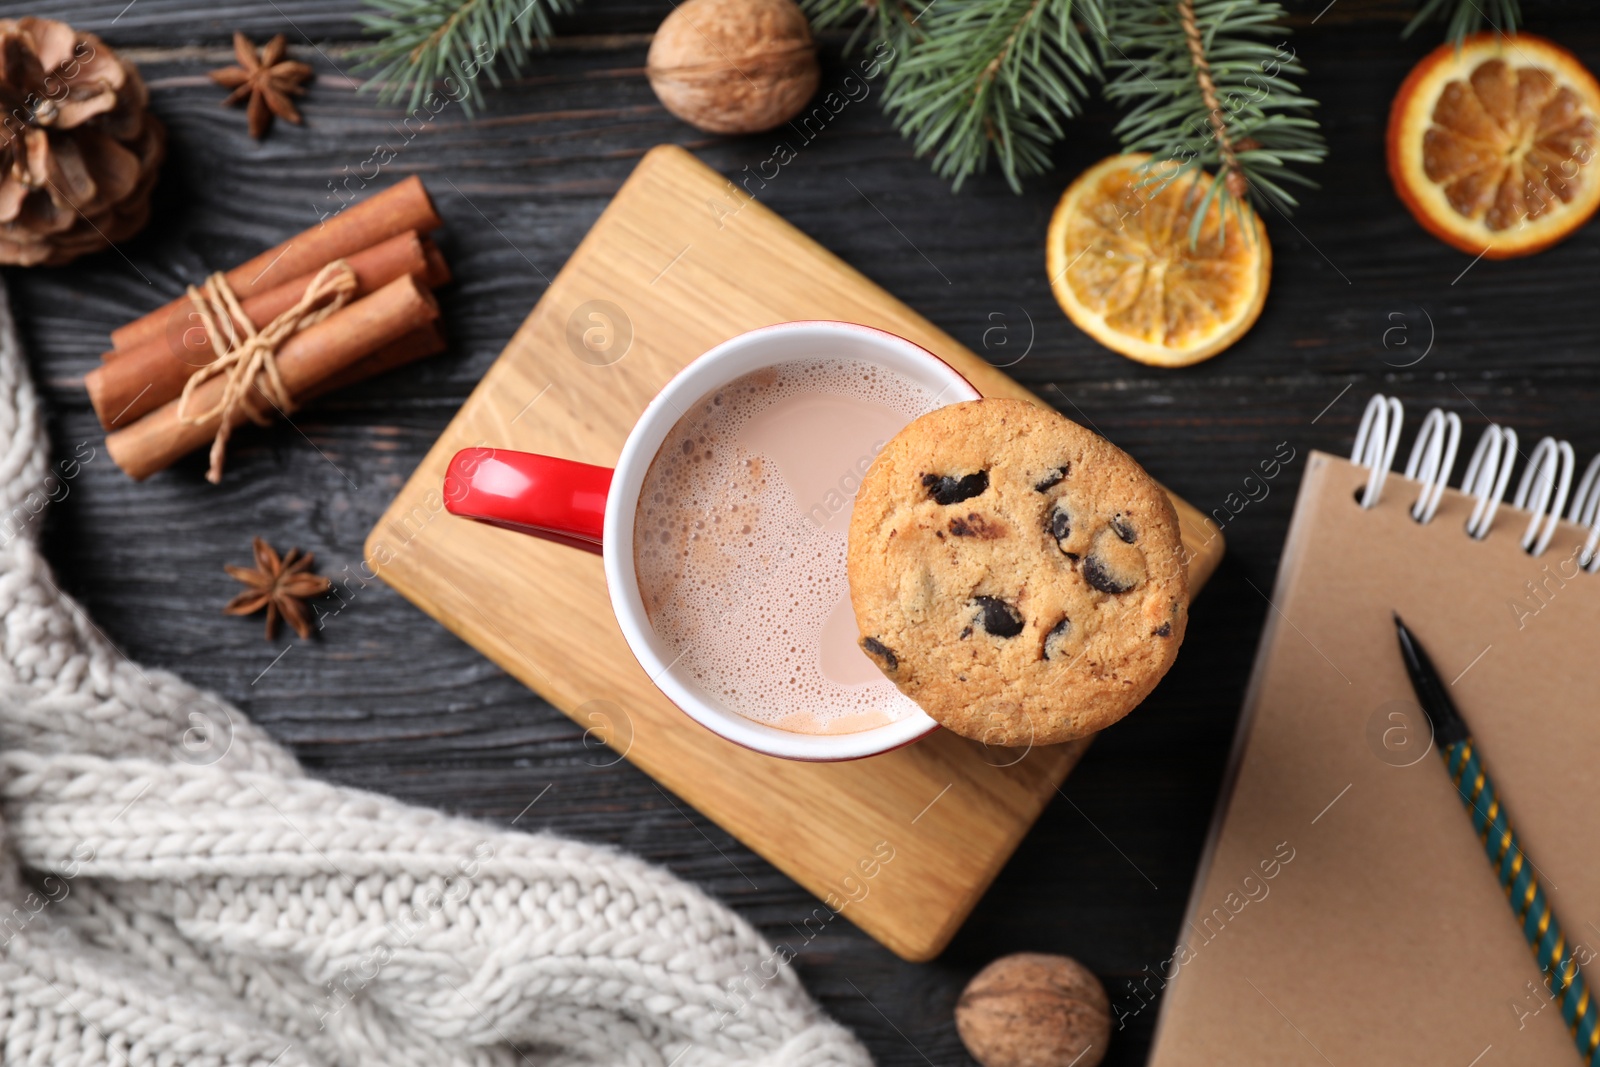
[106,274,440,481]
[421,240,449,292]
[101,231,449,364]
[87,232,448,429]
[304,322,446,402]
[109,176,441,353]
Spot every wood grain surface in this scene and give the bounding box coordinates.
[366,144,1224,962]
[18,0,1600,1062]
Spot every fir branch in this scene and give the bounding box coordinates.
[878,0,1106,192]
[1104,0,1325,233]
[1402,0,1520,42]
[803,0,923,58]
[352,0,577,114]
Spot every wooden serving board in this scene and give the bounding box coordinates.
[366,145,1224,961]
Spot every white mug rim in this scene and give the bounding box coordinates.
[601,320,981,761]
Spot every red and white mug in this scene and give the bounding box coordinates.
[444,321,980,760]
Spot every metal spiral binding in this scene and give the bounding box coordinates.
[1351,394,1403,508]
[1569,455,1600,572]
[1403,408,1460,524]
[1461,423,1518,540]
[1355,394,1599,565]
[1512,437,1574,557]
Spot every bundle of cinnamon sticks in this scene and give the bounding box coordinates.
[89,176,451,481]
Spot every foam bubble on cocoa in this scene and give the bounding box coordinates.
[633,357,936,735]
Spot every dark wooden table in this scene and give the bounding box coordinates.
[18,1,1600,1062]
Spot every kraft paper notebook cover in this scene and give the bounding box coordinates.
[1148,431,1600,1064]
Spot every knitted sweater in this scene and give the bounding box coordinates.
[0,283,873,1067]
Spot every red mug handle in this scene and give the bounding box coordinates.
[444,448,612,554]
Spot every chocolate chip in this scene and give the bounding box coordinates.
[1048,504,1071,542]
[972,596,1024,638]
[949,513,1004,539]
[959,625,973,639]
[1111,515,1137,543]
[860,637,899,673]
[1043,617,1072,660]
[1082,553,1137,594]
[922,470,989,505]
[1153,622,1172,637]
[1033,465,1069,492]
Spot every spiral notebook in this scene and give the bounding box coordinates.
[1149,397,1600,1066]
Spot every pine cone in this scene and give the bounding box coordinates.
[0,18,164,267]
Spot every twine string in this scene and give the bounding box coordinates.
[177,259,357,483]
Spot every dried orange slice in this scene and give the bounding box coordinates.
[1388,33,1600,259]
[1047,153,1270,368]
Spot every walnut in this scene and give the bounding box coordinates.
[646,0,820,135]
[955,953,1111,1067]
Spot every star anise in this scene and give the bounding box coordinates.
[224,537,330,640]
[209,32,312,139]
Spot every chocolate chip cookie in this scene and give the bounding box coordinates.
[847,398,1188,746]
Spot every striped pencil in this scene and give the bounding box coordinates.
[1395,615,1599,1065]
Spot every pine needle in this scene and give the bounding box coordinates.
[1104,0,1325,235]
[805,0,924,57]
[352,0,578,114]
[360,0,1329,211]
[805,0,1107,192]
[1402,0,1521,43]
